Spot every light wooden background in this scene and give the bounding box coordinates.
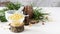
[0,0,60,7]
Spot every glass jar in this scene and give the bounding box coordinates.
[5,10,25,33]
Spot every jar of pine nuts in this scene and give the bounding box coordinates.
[5,10,25,33]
